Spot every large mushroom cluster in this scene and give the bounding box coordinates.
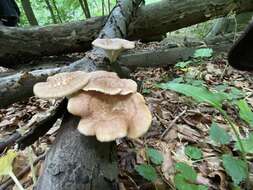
[33,70,152,142]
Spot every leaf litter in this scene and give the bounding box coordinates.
[0,44,253,189]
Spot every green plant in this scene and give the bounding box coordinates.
[135,147,163,182]
[209,122,231,145]
[156,82,249,186]
[174,162,208,190]
[0,150,25,190]
[193,48,213,58]
[184,146,203,160]
[236,99,253,127]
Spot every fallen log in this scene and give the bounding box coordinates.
[0,0,252,66]
[0,36,234,108]
[36,0,143,189]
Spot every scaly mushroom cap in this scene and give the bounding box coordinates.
[67,91,152,142]
[83,71,137,95]
[33,71,90,99]
[92,38,135,62]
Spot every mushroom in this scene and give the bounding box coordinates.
[33,71,90,99]
[92,38,135,63]
[83,71,137,95]
[67,91,152,142]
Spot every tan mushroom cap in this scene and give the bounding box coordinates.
[92,38,135,50]
[33,71,90,99]
[83,71,137,95]
[67,91,152,142]
[92,38,135,62]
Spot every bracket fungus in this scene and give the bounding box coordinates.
[83,71,137,95]
[33,71,90,99]
[92,38,135,63]
[67,91,152,142]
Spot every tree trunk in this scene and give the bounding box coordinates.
[205,12,253,40]
[102,0,105,16]
[108,0,111,13]
[79,0,89,18]
[0,0,253,67]
[20,0,38,26]
[36,0,143,189]
[44,0,57,24]
[83,0,91,18]
[51,0,62,23]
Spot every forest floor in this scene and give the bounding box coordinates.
[0,42,253,190]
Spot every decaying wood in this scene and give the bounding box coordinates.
[0,35,234,108]
[0,0,252,66]
[0,58,95,108]
[36,0,143,189]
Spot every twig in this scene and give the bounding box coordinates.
[0,99,67,152]
[161,109,187,139]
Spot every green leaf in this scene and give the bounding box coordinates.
[156,83,227,109]
[222,154,248,185]
[0,150,17,176]
[174,174,208,190]
[229,88,245,100]
[210,122,231,145]
[185,146,203,160]
[175,60,192,68]
[214,84,229,92]
[142,89,151,94]
[235,133,253,153]
[236,99,253,128]
[135,164,158,182]
[193,48,213,58]
[146,148,164,165]
[174,163,208,190]
[175,162,197,181]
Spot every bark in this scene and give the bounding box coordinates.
[83,0,91,18]
[79,0,89,19]
[128,0,253,39]
[205,12,253,40]
[44,0,57,24]
[51,0,62,23]
[20,0,38,26]
[0,58,95,108]
[0,35,234,108]
[102,0,105,16]
[108,0,111,13]
[36,0,143,189]
[1,0,253,66]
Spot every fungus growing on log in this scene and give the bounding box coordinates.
[92,39,135,78]
[33,70,152,142]
[33,71,90,98]
[67,91,152,142]
[92,38,135,63]
[83,71,137,95]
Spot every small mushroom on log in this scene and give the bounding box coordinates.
[92,38,135,63]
